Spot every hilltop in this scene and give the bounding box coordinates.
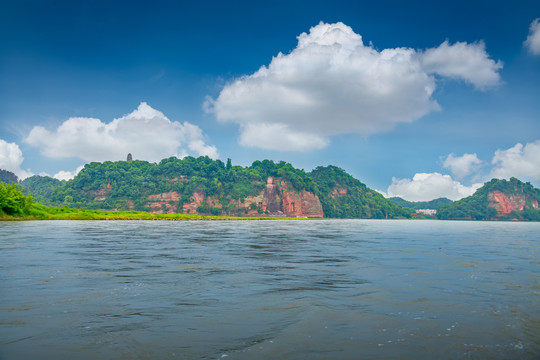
[19,157,410,219]
[389,197,453,211]
[437,177,540,221]
[6,161,539,221]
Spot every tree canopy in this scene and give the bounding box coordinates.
[389,197,453,210]
[0,183,33,215]
[437,178,540,221]
[310,166,410,219]
[21,157,411,219]
[0,169,19,185]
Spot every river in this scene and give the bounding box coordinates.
[1,220,539,359]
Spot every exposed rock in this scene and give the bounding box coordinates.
[93,183,112,201]
[261,177,283,213]
[279,180,323,218]
[148,191,181,202]
[331,187,348,198]
[146,191,180,214]
[142,177,323,217]
[127,153,133,162]
[488,190,539,214]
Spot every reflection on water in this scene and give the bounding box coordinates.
[0,220,539,359]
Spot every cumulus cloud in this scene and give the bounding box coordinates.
[443,153,483,179]
[421,40,503,89]
[387,172,482,201]
[524,18,540,55]
[490,140,540,181]
[205,22,502,151]
[25,102,219,162]
[0,139,33,180]
[53,165,85,181]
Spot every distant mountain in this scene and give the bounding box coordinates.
[0,169,19,185]
[389,197,453,211]
[21,157,411,219]
[437,178,540,221]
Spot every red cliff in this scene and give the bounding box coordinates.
[279,180,324,218]
[143,177,323,217]
[488,190,539,214]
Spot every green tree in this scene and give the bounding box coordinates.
[0,169,19,184]
[0,183,33,215]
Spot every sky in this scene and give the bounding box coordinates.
[1,0,539,201]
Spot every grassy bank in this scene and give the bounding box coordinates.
[1,182,311,221]
[0,202,299,221]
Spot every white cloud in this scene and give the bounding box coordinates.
[421,40,503,89]
[490,140,540,181]
[0,139,33,180]
[205,22,502,151]
[238,123,329,151]
[25,102,219,163]
[53,165,85,181]
[443,153,483,179]
[387,172,482,201]
[373,188,388,198]
[524,18,540,55]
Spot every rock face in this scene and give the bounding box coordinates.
[488,190,539,214]
[331,187,348,198]
[280,186,324,217]
[146,191,181,214]
[144,177,323,217]
[93,183,112,201]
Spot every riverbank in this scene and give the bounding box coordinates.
[0,203,295,221]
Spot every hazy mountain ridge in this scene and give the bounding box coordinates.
[389,197,453,211]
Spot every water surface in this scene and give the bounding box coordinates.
[1,220,539,359]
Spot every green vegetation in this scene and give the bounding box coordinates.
[20,175,63,206]
[0,183,33,216]
[437,177,540,221]
[310,166,411,219]
[0,182,293,221]
[0,169,19,185]
[389,197,453,210]
[23,156,263,212]
[5,160,540,221]
[20,156,325,215]
[17,157,410,219]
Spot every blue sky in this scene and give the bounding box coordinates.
[1,0,539,201]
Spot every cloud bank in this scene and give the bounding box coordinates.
[524,18,540,55]
[53,165,85,181]
[421,40,502,89]
[206,22,502,151]
[0,139,33,180]
[390,140,540,202]
[490,140,540,181]
[443,153,483,179]
[25,102,219,163]
[387,173,482,201]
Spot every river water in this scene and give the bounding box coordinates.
[0,220,539,359]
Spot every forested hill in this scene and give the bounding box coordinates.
[19,156,410,219]
[389,197,453,210]
[311,166,408,218]
[0,169,19,185]
[437,178,540,221]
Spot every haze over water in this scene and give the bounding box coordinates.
[1,220,539,359]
